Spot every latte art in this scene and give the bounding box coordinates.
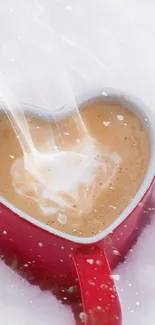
[11,140,121,217]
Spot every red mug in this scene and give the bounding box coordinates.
[0,88,154,325]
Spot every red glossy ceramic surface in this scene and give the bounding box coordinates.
[0,89,154,325]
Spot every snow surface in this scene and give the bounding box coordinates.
[0,0,155,324]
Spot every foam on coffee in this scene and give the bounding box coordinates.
[0,99,150,237]
[11,140,121,216]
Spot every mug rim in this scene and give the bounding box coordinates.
[0,87,154,244]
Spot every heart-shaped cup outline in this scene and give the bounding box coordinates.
[0,87,154,244]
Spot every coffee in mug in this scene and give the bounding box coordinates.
[0,99,150,237]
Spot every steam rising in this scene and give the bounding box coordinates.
[0,82,120,219]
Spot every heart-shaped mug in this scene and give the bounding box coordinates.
[0,88,154,325]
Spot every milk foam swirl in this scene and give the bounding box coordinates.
[11,139,121,218]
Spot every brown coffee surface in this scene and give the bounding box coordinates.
[0,100,150,237]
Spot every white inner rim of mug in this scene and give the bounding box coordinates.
[0,88,155,244]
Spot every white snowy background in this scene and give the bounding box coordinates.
[0,0,155,324]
